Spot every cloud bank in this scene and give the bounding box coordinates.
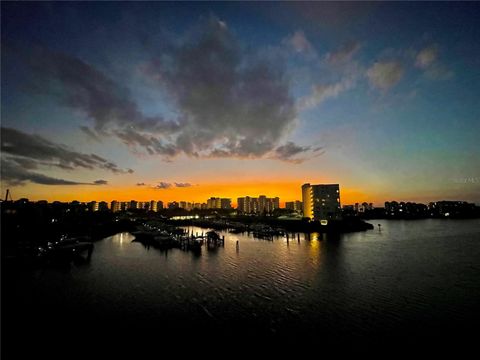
[1,157,109,186]
[20,17,316,163]
[1,127,131,186]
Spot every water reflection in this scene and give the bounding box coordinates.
[111,232,134,247]
[8,220,480,353]
[307,237,322,269]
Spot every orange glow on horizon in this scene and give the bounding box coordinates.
[4,181,370,207]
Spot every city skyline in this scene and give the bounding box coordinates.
[2,2,480,205]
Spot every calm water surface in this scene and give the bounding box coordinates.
[6,219,480,354]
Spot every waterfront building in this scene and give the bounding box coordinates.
[302,183,341,221]
[428,201,475,217]
[385,201,428,217]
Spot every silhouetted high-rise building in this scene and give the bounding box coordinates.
[111,200,121,212]
[220,198,232,209]
[156,201,164,211]
[129,200,137,210]
[88,201,99,212]
[207,197,232,209]
[168,201,179,209]
[286,200,303,212]
[98,201,109,211]
[302,183,341,222]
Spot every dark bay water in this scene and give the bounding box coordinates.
[5,219,480,355]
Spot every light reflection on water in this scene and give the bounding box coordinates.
[8,219,480,351]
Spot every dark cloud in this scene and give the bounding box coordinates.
[273,142,324,163]
[1,127,133,174]
[16,17,307,163]
[153,182,172,190]
[22,46,180,136]
[151,181,193,189]
[136,182,146,186]
[114,128,178,156]
[145,17,297,159]
[12,44,180,157]
[93,179,108,185]
[1,158,104,186]
[80,126,101,142]
[174,182,192,188]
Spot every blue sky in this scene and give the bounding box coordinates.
[1,2,479,204]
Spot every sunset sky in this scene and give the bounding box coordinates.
[2,2,479,206]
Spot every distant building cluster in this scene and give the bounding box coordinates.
[428,201,476,218]
[384,201,427,217]
[348,200,478,219]
[342,202,374,216]
[88,197,234,212]
[100,200,165,213]
[237,195,280,214]
[164,198,232,211]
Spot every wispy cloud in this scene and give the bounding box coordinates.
[424,64,454,80]
[283,30,314,53]
[93,179,108,185]
[415,44,453,80]
[298,76,356,110]
[325,41,361,65]
[174,182,192,188]
[1,127,133,174]
[272,141,324,163]
[1,127,133,186]
[415,45,438,69]
[366,61,404,90]
[152,181,194,189]
[1,158,109,186]
[153,182,173,190]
